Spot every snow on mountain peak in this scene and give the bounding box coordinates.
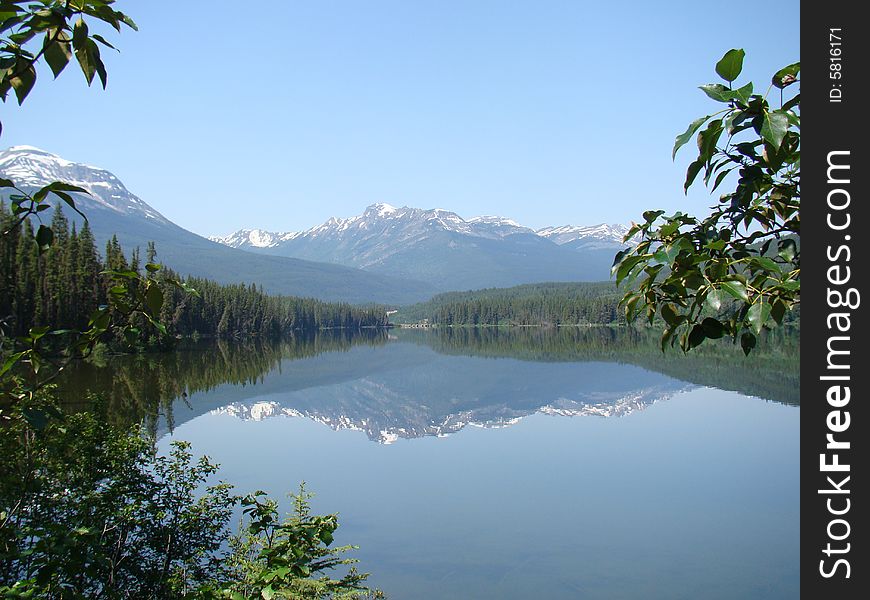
[468,215,522,228]
[0,145,168,223]
[208,228,300,248]
[6,144,53,154]
[536,223,632,248]
[369,203,398,217]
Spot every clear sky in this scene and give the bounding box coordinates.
[3,0,799,236]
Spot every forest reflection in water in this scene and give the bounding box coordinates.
[55,326,799,441]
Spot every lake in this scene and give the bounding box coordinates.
[58,327,800,599]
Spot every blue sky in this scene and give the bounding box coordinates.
[3,1,799,236]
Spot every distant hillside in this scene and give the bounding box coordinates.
[392,281,624,325]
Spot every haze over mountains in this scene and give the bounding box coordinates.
[2,145,633,302]
[211,204,633,290]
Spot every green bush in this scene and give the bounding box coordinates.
[0,393,380,599]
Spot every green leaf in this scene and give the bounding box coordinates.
[772,62,800,89]
[660,303,679,326]
[697,119,724,165]
[29,325,51,340]
[688,324,706,349]
[747,302,771,335]
[318,528,335,545]
[43,181,89,194]
[43,32,72,78]
[700,317,726,339]
[684,158,704,193]
[92,40,108,88]
[143,314,168,336]
[120,13,139,31]
[771,299,787,325]
[777,238,797,262]
[624,293,642,322]
[0,351,25,378]
[105,269,139,280]
[732,82,753,105]
[611,249,629,270]
[740,332,756,355]
[145,283,164,315]
[705,288,724,312]
[35,224,53,251]
[73,27,104,86]
[699,83,734,103]
[9,63,36,105]
[760,110,789,150]
[22,407,50,431]
[673,115,710,159]
[613,255,643,283]
[750,256,781,273]
[724,109,750,134]
[643,210,664,223]
[720,280,749,302]
[92,34,117,50]
[261,585,275,600]
[88,308,111,331]
[72,18,88,50]
[711,167,734,192]
[265,566,291,581]
[715,49,745,82]
[35,181,89,219]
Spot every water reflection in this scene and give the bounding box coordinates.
[56,327,799,443]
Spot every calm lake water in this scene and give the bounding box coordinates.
[59,328,800,599]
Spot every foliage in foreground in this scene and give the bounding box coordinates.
[613,49,799,353]
[0,394,380,599]
[2,4,381,597]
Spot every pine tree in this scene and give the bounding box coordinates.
[76,221,103,327]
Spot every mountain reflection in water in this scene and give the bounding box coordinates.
[56,327,799,443]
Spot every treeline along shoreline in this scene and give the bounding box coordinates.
[2,205,798,345]
[393,282,626,326]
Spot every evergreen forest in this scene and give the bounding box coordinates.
[393,282,625,326]
[0,204,389,345]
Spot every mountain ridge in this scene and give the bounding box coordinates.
[2,145,634,299]
[0,146,435,304]
[210,203,632,250]
[209,203,634,290]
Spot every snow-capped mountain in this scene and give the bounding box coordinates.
[209,388,669,445]
[191,338,692,444]
[211,203,633,290]
[209,228,299,249]
[1,144,631,297]
[211,204,541,249]
[0,145,170,223]
[213,203,628,251]
[537,223,633,250]
[0,146,434,304]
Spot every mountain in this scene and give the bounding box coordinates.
[170,338,693,444]
[536,223,633,251]
[0,146,434,304]
[211,203,633,291]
